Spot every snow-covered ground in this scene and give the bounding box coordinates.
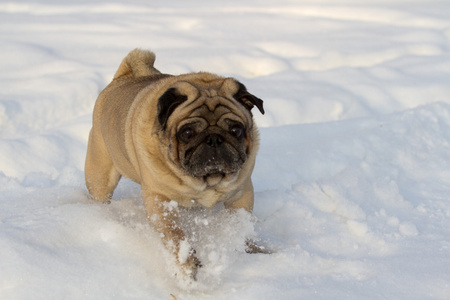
[1,0,450,299]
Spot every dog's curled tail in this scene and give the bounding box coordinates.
[114,48,161,79]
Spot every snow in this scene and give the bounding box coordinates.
[1,0,450,299]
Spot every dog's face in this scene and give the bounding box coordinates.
[157,77,264,185]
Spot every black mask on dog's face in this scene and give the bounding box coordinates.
[157,80,264,181]
[177,116,247,179]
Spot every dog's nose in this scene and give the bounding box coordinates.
[206,134,224,148]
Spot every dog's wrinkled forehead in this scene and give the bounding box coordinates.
[179,77,241,101]
[157,77,264,130]
[186,101,239,128]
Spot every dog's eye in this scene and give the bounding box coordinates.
[179,127,195,142]
[230,124,244,138]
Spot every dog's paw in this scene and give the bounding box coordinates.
[179,253,202,280]
[245,239,272,254]
[177,242,202,280]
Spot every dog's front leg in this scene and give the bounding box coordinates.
[225,179,271,254]
[143,190,201,279]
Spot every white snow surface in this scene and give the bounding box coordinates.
[1,0,450,299]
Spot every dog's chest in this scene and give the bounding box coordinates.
[176,186,241,209]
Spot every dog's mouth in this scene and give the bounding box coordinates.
[182,145,245,184]
[203,172,226,186]
[194,157,239,177]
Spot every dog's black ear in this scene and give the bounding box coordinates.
[234,82,265,115]
[157,88,188,129]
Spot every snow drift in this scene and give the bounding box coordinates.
[1,0,450,299]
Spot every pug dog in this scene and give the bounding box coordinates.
[85,49,266,279]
